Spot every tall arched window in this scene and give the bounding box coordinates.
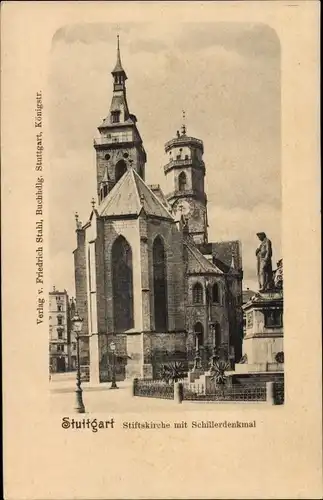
[112,236,134,332]
[193,282,203,304]
[212,283,219,303]
[194,322,204,347]
[115,160,127,183]
[153,236,167,331]
[178,172,187,191]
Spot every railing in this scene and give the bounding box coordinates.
[94,134,134,146]
[133,378,174,399]
[183,383,267,402]
[164,158,205,173]
[165,136,204,152]
[166,189,207,202]
[132,379,284,404]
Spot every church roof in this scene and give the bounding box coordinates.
[98,168,174,220]
[148,184,173,212]
[185,238,224,275]
[212,240,242,270]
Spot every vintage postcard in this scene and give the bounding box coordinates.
[2,1,322,499]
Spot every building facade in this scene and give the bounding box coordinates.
[73,39,244,383]
[49,288,76,372]
[49,288,70,372]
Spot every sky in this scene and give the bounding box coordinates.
[49,22,281,296]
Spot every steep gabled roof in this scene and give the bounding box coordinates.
[212,240,242,270]
[148,184,173,212]
[185,238,224,275]
[98,168,174,220]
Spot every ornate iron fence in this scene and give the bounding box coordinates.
[183,383,267,402]
[133,379,174,400]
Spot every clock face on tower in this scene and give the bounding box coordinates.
[173,199,193,219]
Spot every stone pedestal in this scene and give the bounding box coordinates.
[240,290,284,368]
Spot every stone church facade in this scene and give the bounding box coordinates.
[73,39,243,383]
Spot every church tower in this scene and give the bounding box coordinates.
[94,36,147,204]
[164,118,208,244]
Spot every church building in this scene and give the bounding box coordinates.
[73,38,243,383]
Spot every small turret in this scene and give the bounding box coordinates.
[163,114,208,244]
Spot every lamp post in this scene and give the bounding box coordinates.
[71,312,85,413]
[109,341,118,389]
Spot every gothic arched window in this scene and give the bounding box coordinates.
[112,236,134,332]
[194,322,204,347]
[193,282,203,304]
[178,172,187,192]
[153,236,167,331]
[212,283,220,303]
[115,160,127,183]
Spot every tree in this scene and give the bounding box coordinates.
[210,359,230,395]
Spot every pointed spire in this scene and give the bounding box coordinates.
[230,252,236,270]
[112,34,127,78]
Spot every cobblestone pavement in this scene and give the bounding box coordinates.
[49,372,266,414]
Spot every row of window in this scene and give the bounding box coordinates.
[50,343,76,353]
[49,326,66,340]
[192,282,223,305]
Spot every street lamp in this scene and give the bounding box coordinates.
[109,341,118,389]
[71,312,85,413]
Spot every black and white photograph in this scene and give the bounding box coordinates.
[2,3,321,499]
[48,23,284,413]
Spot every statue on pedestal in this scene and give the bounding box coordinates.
[256,232,274,291]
